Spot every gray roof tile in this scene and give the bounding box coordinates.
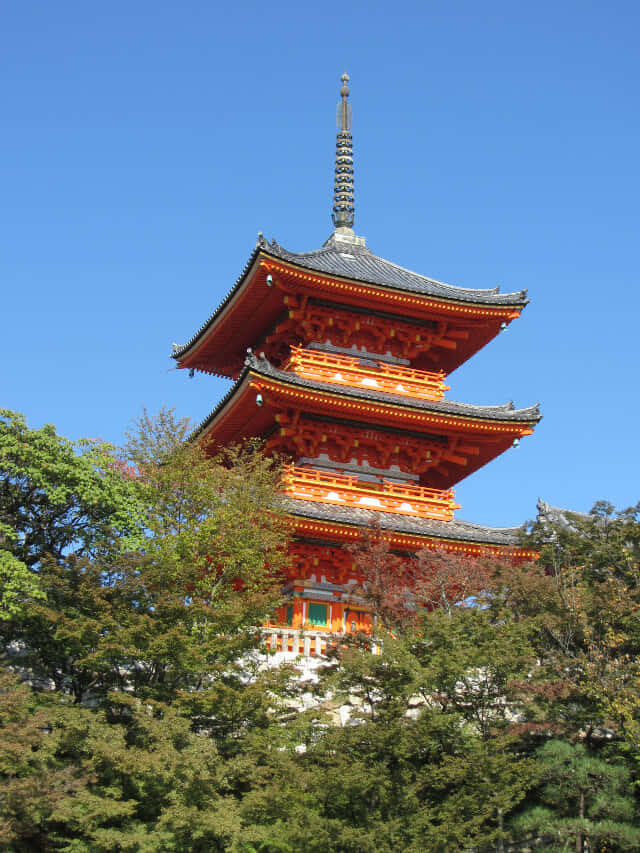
[284,498,524,546]
[264,235,529,306]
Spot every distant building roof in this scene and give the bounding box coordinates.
[535,498,599,531]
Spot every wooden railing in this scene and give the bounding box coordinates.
[282,465,459,522]
[285,346,448,402]
[262,628,381,657]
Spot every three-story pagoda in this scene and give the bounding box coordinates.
[172,74,540,647]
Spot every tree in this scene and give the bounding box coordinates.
[0,670,86,850]
[391,599,537,745]
[0,410,297,848]
[0,549,44,621]
[347,527,414,632]
[525,503,640,753]
[513,740,640,852]
[6,406,640,851]
[123,410,289,630]
[3,411,291,715]
[237,628,537,853]
[348,525,490,632]
[532,501,640,588]
[413,546,490,614]
[0,409,143,569]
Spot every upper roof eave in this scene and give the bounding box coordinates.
[172,244,264,361]
[264,235,529,306]
[171,236,530,362]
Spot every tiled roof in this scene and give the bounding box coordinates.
[284,497,524,547]
[535,498,598,531]
[263,234,529,306]
[172,235,529,359]
[191,355,541,439]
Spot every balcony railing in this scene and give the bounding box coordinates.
[285,346,448,402]
[282,465,459,522]
[262,628,381,657]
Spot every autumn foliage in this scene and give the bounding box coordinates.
[349,523,491,630]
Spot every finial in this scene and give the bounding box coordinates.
[339,72,350,126]
[332,71,354,230]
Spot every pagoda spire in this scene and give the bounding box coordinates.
[332,72,355,231]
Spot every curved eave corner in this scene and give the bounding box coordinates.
[171,243,265,363]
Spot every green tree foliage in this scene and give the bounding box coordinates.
[513,740,640,852]
[237,633,537,853]
[526,504,640,754]
[2,409,640,853]
[123,408,289,630]
[0,550,43,621]
[533,501,640,587]
[0,409,143,569]
[0,670,87,850]
[2,409,290,709]
[0,410,297,849]
[42,695,245,853]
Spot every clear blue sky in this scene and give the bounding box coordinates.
[3,1,639,527]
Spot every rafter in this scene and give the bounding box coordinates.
[262,300,467,366]
[266,414,481,480]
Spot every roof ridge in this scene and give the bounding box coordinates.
[267,236,371,260]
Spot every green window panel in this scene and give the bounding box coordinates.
[286,605,293,626]
[308,603,327,626]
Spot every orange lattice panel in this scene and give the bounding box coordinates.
[285,347,449,402]
[282,465,459,522]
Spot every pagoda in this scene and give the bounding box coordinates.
[172,74,540,648]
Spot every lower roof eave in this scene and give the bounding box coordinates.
[284,498,537,558]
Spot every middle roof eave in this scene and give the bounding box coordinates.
[191,356,542,442]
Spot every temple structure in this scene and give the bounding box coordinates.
[172,74,540,650]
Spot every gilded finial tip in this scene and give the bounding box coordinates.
[340,71,350,98]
